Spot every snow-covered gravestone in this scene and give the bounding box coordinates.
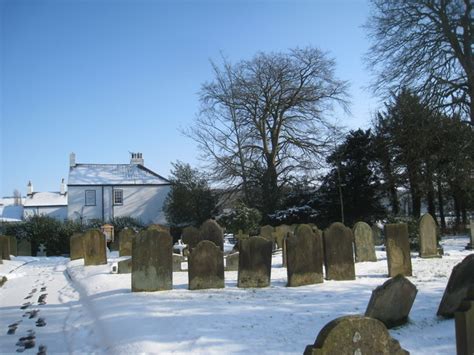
[199,219,224,251]
[82,229,107,266]
[384,223,412,277]
[132,229,173,292]
[353,221,377,262]
[419,213,439,258]
[0,235,11,260]
[188,240,224,290]
[225,252,239,271]
[118,257,132,274]
[286,224,323,287]
[323,223,355,281]
[237,236,273,288]
[455,287,474,355]
[70,233,84,260]
[119,228,136,257]
[303,315,408,355]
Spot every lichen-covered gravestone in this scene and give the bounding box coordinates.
[455,287,474,355]
[119,228,136,256]
[304,315,408,355]
[353,222,377,262]
[199,219,224,251]
[384,223,412,277]
[260,225,275,243]
[286,224,323,287]
[188,240,224,290]
[70,233,84,260]
[182,226,201,251]
[437,254,474,317]
[118,257,132,274]
[82,229,107,266]
[238,236,273,288]
[225,252,239,271]
[419,213,439,258]
[173,254,185,272]
[274,225,291,249]
[372,224,383,246]
[365,274,417,328]
[8,236,17,257]
[0,235,11,260]
[323,223,355,280]
[17,239,32,256]
[132,229,173,292]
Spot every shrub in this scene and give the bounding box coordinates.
[217,202,262,235]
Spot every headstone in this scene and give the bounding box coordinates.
[225,252,239,271]
[70,233,84,260]
[17,239,32,256]
[148,224,170,233]
[385,223,412,277]
[419,213,439,258]
[353,221,377,262]
[286,224,323,287]
[274,225,291,249]
[466,220,474,250]
[303,315,408,355]
[182,226,201,251]
[455,287,474,355]
[132,229,173,292]
[237,236,273,288]
[82,229,107,266]
[119,228,136,256]
[188,240,224,290]
[0,235,11,260]
[365,274,418,328]
[323,222,355,280]
[437,254,474,317]
[8,236,17,256]
[109,235,119,251]
[199,219,224,250]
[37,244,47,257]
[118,257,132,274]
[260,225,275,243]
[372,224,383,246]
[173,253,185,272]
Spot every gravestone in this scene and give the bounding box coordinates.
[0,235,11,260]
[17,239,32,256]
[109,235,119,252]
[199,219,224,250]
[119,228,136,256]
[173,254,185,272]
[286,224,323,287]
[182,226,201,251]
[384,223,412,277]
[437,254,474,317]
[132,229,173,292]
[323,223,355,280]
[8,236,17,256]
[274,225,291,249]
[237,236,273,288]
[118,257,132,274]
[83,229,107,266]
[36,244,47,257]
[225,252,239,271]
[304,315,408,355]
[353,221,377,262]
[365,274,418,328]
[372,224,383,246]
[260,225,275,243]
[466,220,474,250]
[70,233,84,260]
[419,213,439,258]
[455,287,474,355]
[188,240,224,290]
[148,224,170,233]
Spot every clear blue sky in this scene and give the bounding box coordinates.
[1,0,379,197]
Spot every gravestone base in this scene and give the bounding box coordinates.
[465,243,474,250]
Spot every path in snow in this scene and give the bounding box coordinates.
[0,257,106,354]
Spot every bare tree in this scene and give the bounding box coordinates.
[365,0,474,125]
[13,189,22,206]
[187,48,349,216]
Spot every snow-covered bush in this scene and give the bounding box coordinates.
[216,202,262,235]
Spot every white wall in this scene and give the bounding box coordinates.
[24,206,67,221]
[67,186,103,223]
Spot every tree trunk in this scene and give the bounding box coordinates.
[436,178,446,230]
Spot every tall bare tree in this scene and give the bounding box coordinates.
[365,0,474,125]
[187,48,349,216]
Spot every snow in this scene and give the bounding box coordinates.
[23,192,67,207]
[0,235,472,354]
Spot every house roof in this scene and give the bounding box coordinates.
[24,192,68,207]
[0,201,23,221]
[68,164,170,186]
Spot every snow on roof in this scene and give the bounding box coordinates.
[68,164,170,185]
[24,192,68,207]
[0,204,23,220]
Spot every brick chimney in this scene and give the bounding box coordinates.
[130,152,144,165]
[27,181,33,196]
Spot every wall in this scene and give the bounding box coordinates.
[24,206,68,221]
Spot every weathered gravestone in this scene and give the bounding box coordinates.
[132,229,173,292]
[225,252,239,271]
[455,287,474,355]
[385,223,412,277]
[118,257,132,274]
[419,213,439,258]
[17,239,32,256]
[119,228,136,256]
[36,244,47,257]
[82,229,107,266]
[274,225,291,249]
[0,235,11,260]
[372,224,383,246]
[260,225,275,243]
[188,240,224,290]
[353,221,377,262]
[437,254,474,318]
[304,315,408,355]
[8,236,17,257]
[238,236,273,288]
[365,274,417,328]
[323,223,355,281]
[466,220,474,250]
[286,224,323,287]
[109,236,119,252]
[148,224,170,233]
[199,219,224,251]
[173,253,185,272]
[182,226,201,251]
[70,233,84,260]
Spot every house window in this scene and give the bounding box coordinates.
[113,189,123,205]
[85,190,96,206]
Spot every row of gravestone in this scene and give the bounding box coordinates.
[0,235,33,263]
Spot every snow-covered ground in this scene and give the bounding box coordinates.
[0,235,472,354]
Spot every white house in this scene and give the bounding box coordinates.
[0,196,24,222]
[67,153,171,225]
[23,180,68,220]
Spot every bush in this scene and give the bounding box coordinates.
[217,202,262,235]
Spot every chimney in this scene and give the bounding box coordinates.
[130,152,144,165]
[70,152,76,167]
[27,181,33,196]
[60,178,66,195]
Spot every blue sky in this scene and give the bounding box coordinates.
[1,0,379,197]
